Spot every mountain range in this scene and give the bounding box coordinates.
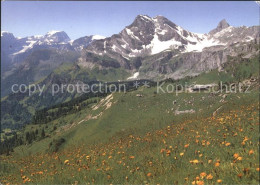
[1,14,259,128]
[2,15,258,89]
[1,30,105,66]
[82,15,258,79]
[1,30,106,96]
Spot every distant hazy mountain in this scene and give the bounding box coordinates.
[1,31,105,96]
[1,30,105,68]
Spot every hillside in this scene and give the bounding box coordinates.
[0,57,259,183]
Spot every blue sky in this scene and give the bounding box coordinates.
[1,1,259,40]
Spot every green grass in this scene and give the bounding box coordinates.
[0,89,258,184]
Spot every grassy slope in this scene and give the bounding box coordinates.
[9,84,225,155]
[0,90,258,184]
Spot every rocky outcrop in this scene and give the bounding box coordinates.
[209,19,230,35]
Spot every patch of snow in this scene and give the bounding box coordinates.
[34,35,43,39]
[142,45,147,49]
[140,15,152,21]
[112,44,117,51]
[1,31,10,36]
[127,72,139,80]
[185,37,222,52]
[152,17,158,23]
[157,29,167,35]
[92,35,106,40]
[194,33,205,38]
[47,30,62,35]
[121,44,127,49]
[131,48,141,53]
[149,34,182,54]
[129,48,142,57]
[125,28,140,41]
[104,41,107,53]
[214,26,234,37]
[122,55,130,60]
[175,26,183,36]
[186,33,200,43]
[129,53,137,57]
[245,36,254,41]
[12,40,37,55]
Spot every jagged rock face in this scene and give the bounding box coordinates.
[1,32,18,71]
[83,15,219,69]
[209,19,230,35]
[85,15,210,59]
[218,19,230,29]
[1,32,27,59]
[1,32,16,44]
[81,15,259,79]
[209,26,260,45]
[72,36,94,52]
[138,42,259,80]
[72,35,106,52]
[44,31,70,43]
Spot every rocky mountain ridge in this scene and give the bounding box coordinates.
[1,15,259,86]
[79,15,259,79]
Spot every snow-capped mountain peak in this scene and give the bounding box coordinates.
[86,15,225,58]
[138,14,153,22]
[71,35,106,52]
[44,31,70,43]
[1,31,16,40]
[46,30,63,35]
[33,35,44,39]
[1,31,12,36]
[1,29,107,60]
[84,15,259,71]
